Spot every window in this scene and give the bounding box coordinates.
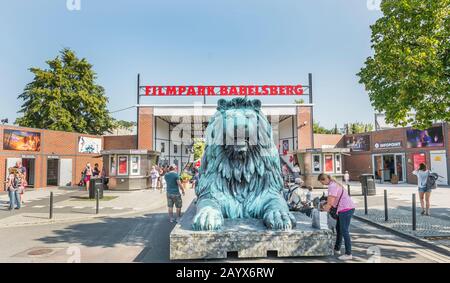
[109,155,116,176]
[324,154,334,173]
[312,154,322,173]
[174,144,178,154]
[118,155,128,175]
[130,155,140,175]
[160,142,165,153]
[335,154,342,173]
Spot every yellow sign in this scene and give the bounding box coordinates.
[434,156,442,162]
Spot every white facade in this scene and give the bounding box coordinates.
[147,104,302,171]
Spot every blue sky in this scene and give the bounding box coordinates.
[0,0,382,129]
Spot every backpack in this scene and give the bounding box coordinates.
[426,172,439,190]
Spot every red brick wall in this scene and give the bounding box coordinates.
[104,135,137,150]
[0,125,102,189]
[138,107,154,150]
[343,153,372,181]
[297,106,313,149]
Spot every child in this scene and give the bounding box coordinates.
[344,171,350,185]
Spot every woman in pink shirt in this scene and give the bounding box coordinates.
[319,173,356,261]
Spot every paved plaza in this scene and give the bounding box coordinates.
[0,183,449,262]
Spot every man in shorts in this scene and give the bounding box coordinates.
[164,165,185,223]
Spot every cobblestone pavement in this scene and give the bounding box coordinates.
[344,182,450,252]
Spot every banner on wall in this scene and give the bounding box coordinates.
[78,137,102,153]
[3,129,41,151]
[345,135,370,152]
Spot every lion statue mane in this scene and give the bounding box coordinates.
[192,97,296,231]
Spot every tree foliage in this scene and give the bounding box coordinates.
[16,48,115,135]
[193,138,206,160]
[358,0,450,129]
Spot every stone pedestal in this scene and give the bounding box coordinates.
[170,201,334,260]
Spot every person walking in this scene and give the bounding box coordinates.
[159,167,167,193]
[92,163,101,177]
[164,165,185,223]
[318,173,356,261]
[150,166,159,191]
[344,171,350,185]
[6,168,21,210]
[413,163,433,216]
[15,161,27,204]
[84,163,93,192]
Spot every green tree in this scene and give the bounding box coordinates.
[357,0,450,129]
[294,99,305,104]
[313,122,333,134]
[16,48,115,134]
[114,120,136,129]
[193,138,206,160]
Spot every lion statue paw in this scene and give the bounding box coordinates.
[192,207,224,231]
[263,209,296,230]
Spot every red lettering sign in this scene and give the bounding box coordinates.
[141,85,305,96]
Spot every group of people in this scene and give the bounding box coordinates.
[150,165,170,192]
[4,161,27,210]
[80,163,105,191]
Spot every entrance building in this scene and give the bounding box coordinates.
[0,125,103,190]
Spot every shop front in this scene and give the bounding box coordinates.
[343,123,449,186]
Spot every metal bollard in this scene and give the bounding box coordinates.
[364,187,368,215]
[347,184,351,196]
[96,188,99,214]
[412,193,416,231]
[49,192,53,219]
[384,190,388,221]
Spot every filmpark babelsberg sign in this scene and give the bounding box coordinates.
[141,85,305,96]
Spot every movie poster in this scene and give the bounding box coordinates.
[406,126,444,148]
[282,140,289,155]
[78,137,102,153]
[345,135,370,151]
[413,153,426,170]
[118,156,128,175]
[324,154,334,172]
[3,129,41,151]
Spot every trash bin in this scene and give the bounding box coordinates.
[89,177,104,199]
[359,174,376,196]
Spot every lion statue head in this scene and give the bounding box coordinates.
[192,98,296,231]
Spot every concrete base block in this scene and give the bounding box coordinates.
[170,201,334,260]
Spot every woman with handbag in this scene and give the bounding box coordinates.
[318,173,356,261]
[412,163,433,216]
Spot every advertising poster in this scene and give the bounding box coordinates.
[345,135,370,151]
[78,137,102,153]
[413,153,426,170]
[118,156,128,175]
[406,126,444,148]
[3,129,41,151]
[282,140,289,155]
[324,154,334,172]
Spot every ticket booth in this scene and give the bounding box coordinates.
[101,149,160,191]
[295,148,350,189]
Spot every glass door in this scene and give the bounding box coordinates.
[373,155,383,181]
[394,154,405,183]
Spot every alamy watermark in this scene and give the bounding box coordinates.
[67,0,81,11]
[367,0,381,11]
[66,246,81,263]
